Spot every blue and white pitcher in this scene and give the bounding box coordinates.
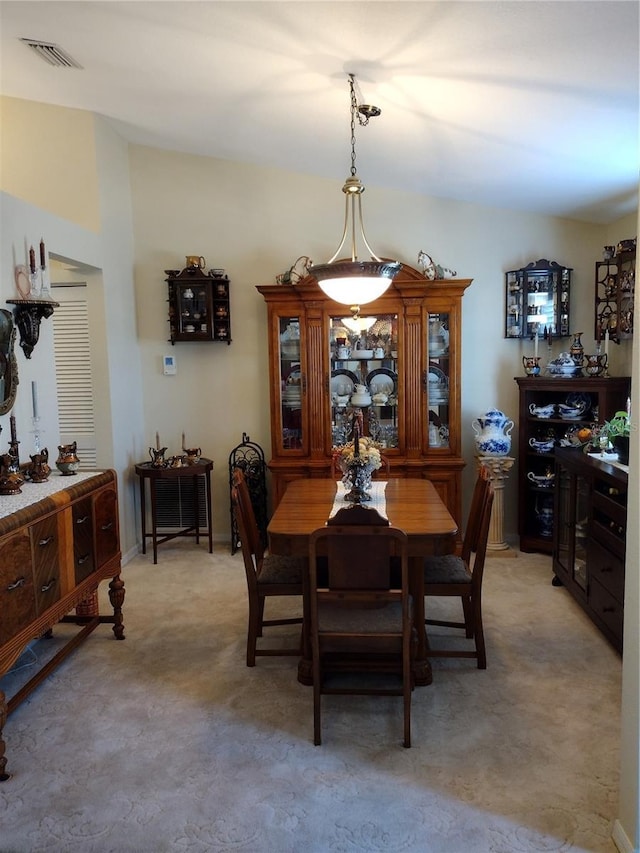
[472,409,514,456]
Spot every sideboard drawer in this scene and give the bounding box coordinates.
[94,487,119,569]
[0,531,36,645]
[589,576,623,648]
[588,537,625,603]
[30,515,61,614]
[73,497,95,583]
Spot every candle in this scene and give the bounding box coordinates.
[596,322,601,344]
[548,330,553,348]
[534,331,538,359]
[156,431,160,450]
[10,414,17,443]
[605,329,609,358]
[31,381,39,419]
[353,421,360,457]
[182,431,185,449]
[40,238,46,269]
[29,245,36,274]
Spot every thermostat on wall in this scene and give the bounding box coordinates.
[163,354,177,375]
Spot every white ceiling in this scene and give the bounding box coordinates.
[1,1,638,224]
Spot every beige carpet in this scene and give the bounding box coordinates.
[0,542,621,853]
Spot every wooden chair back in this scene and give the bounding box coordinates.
[309,507,412,747]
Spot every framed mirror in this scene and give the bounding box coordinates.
[0,309,19,415]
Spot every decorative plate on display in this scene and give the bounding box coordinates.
[330,369,358,396]
[428,363,449,403]
[14,265,31,298]
[366,367,396,398]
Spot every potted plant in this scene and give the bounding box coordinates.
[599,410,632,464]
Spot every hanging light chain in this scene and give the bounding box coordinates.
[348,73,371,178]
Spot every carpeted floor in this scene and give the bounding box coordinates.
[0,542,621,853]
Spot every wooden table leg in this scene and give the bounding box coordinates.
[205,470,213,553]
[149,478,158,564]
[194,474,200,545]
[139,475,147,555]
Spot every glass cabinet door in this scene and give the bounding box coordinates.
[278,316,303,451]
[175,281,210,337]
[556,465,589,591]
[328,313,399,448]
[426,312,450,450]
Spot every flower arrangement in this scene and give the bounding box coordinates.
[333,431,382,502]
[334,436,382,474]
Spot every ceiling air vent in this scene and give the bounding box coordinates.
[20,39,83,69]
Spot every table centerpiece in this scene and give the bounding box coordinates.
[334,425,382,502]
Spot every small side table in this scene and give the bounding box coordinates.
[135,458,213,563]
[477,455,517,557]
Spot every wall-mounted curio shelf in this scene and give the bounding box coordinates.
[505,259,571,340]
[166,267,231,344]
[595,247,635,344]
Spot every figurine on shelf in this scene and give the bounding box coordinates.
[418,250,457,280]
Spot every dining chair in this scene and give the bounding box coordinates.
[231,468,305,666]
[423,473,494,668]
[308,503,413,748]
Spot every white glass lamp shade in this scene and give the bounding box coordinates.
[313,260,401,306]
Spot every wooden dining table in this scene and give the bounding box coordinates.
[267,478,458,686]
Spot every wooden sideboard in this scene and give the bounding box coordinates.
[0,470,123,781]
[552,448,627,652]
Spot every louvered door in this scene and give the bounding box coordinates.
[51,284,97,469]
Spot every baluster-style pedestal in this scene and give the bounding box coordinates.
[477,456,517,557]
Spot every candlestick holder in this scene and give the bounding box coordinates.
[31,417,42,454]
[7,439,21,474]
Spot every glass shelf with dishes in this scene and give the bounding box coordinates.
[278,317,303,450]
[329,314,399,449]
[426,312,450,449]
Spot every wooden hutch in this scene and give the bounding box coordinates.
[257,263,472,527]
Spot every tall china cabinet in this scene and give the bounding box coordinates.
[256,263,473,527]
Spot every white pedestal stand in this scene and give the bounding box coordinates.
[477,455,517,557]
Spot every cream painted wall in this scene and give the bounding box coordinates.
[0,102,144,559]
[1,97,637,849]
[0,96,101,233]
[128,143,634,541]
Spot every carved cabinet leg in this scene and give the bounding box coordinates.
[0,689,9,781]
[109,574,126,640]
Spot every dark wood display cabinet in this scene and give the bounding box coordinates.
[257,262,472,529]
[505,258,571,340]
[595,247,635,343]
[166,267,231,344]
[553,447,627,653]
[515,375,630,554]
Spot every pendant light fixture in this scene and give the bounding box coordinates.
[310,74,401,310]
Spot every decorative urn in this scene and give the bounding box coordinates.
[472,409,514,456]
